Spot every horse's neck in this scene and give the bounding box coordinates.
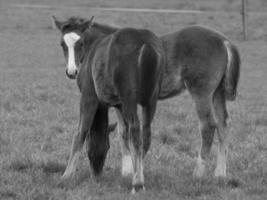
[83,23,118,54]
[91,22,118,36]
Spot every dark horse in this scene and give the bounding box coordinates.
[159,26,240,178]
[118,25,240,179]
[52,16,164,192]
[119,25,240,179]
[63,20,240,180]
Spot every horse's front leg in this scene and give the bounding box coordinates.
[61,96,98,181]
[86,105,110,176]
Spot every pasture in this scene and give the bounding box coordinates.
[0,0,267,199]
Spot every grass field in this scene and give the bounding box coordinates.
[0,1,267,199]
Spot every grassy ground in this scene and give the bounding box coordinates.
[0,1,267,200]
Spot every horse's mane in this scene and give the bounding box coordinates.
[62,16,118,34]
[92,22,118,34]
[60,17,86,31]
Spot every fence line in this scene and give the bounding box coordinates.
[242,0,248,40]
[9,4,266,15]
[9,4,235,15]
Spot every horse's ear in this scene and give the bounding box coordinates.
[80,16,94,32]
[52,16,64,31]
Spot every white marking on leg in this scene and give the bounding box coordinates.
[131,188,136,195]
[215,146,227,177]
[63,32,81,75]
[193,121,206,178]
[116,109,134,176]
[193,154,205,178]
[122,155,134,176]
[132,153,145,190]
[215,123,228,177]
[62,151,81,179]
[140,158,144,183]
[61,128,84,180]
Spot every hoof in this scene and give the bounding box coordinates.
[131,188,136,195]
[131,183,145,194]
[193,163,205,178]
[91,172,103,183]
[215,167,226,178]
[57,170,75,188]
[61,171,74,181]
[57,176,70,188]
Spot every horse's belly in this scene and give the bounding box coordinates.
[159,64,186,99]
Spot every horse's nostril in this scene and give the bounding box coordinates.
[75,70,78,75]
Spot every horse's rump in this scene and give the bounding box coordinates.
[159,25,240,99]
[108,28,164,105]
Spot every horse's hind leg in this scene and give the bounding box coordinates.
[115,108,134,177]
[116,98,155,178]
[121,99,144,193]
[213,87,229,177]
[193,95,217,178]
[61,96,98,181]
[142,98,157,156]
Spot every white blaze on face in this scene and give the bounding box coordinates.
[63,32,81,75]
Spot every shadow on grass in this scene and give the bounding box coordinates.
[72,164,245,197]
[75,166,132,190]
[7,156,65,174]
[8,156,34,171]
[6,153,244,197]
[144,169,244,198]
[39,160,65,173]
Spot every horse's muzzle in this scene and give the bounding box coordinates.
[65,69,78,79]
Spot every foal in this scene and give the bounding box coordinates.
[53,16,164,192]
[120,26,241,178]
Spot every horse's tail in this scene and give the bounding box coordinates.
[223,40,241,101]
[138,41,163,102]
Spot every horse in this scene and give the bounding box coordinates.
[52,16,240,189]
[52,16,165,192]
[118,25,240,179]
[69,19,240,179]
[119,25,240,179]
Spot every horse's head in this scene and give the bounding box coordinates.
[52,16,94,79]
